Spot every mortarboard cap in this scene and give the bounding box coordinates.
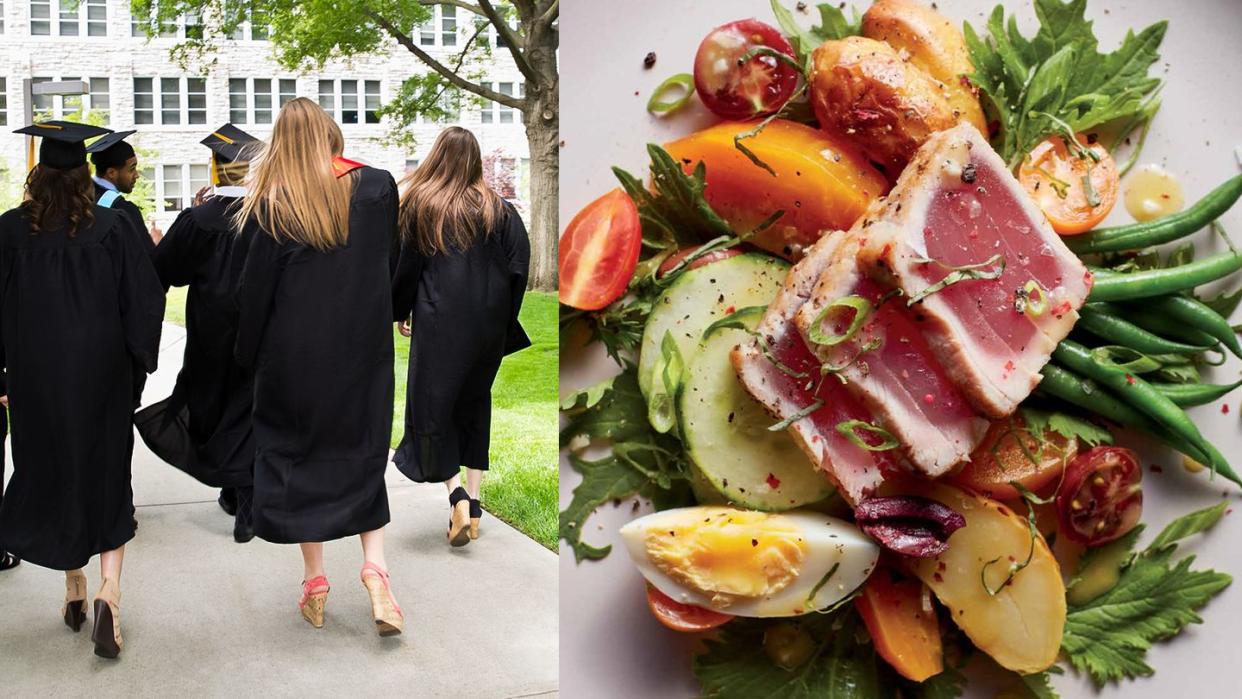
[86,130,137,171]
[14,121,112,170]
[201,124,260,164]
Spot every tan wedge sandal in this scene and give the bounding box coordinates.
[90,578,123,659]
[62,569,88,632]
[360,562,403,637]
[447,487,471,547]
[298,576,330,629]
[469,498,482,540]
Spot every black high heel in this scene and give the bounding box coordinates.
[447,487,471,547]
[62,570,87,632]
[91,598,120,659]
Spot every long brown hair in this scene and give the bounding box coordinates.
[234,97,353,250]
[20,163,96,235]
[398,126,504,255]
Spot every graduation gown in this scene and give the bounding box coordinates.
[93,183,152,255]
[134,194,255,489]
[234,167,396,544]
[391,201,531,483]
[0,205,164,570]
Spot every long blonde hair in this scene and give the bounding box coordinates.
[398,126,504,255]
[235,97,353,250]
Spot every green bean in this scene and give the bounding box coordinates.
[1052,340,1239,485]
[1038,364,1220,473]
[1153,379,1242,408]
[1087,252,1242,301]
[1076,304,1212,355]
[1138,295,1242,358]
[1067,174,1242,254]
[1086,302,1220,347]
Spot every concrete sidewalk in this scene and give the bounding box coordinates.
[0,324,558,698]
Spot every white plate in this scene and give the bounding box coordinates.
[559,1,1242,696]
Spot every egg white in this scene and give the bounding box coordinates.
[620,507,880,618]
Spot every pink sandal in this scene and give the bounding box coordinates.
[299,576,330,628]
[360,562,403,637]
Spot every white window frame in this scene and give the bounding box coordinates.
[131,7,203,39]
[30,76,110,122]
[229,77,297,125]
[317,79,383,126]
[31,0,106,36]
[418,5,457,47]
[226,6,270,41]
[133,76,208,126]
[481,81,522,124]
[153,163,211,214]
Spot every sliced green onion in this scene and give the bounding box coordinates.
[835,420,899,451]
[907,254,1006,306]
[769,398,825,432]
[647,73,695,116]
[1016,280,1048,319]
[807,295,873,347]
[1090,345,1162,374]
[646,330,684,434]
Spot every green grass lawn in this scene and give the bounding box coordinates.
[163,289,558,550]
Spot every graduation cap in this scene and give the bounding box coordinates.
[14,120,112,170]
[201,124,260,164]
[86,129,138,171]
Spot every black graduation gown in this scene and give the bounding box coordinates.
[390,201,531,483]
[93,183,152,255]
[134,195,255,489]
[234,167,396,544]
[0,206,164,570]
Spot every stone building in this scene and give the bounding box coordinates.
[0,0,530,227]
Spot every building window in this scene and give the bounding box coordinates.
[30,76,110,122]
[481,82,522,124]
[0,78,6,126]
[418,5,456,46]
[156,163,211,213]
[227,6,270,41]
[404,158,420,173]
[31,0,107,36]
[414,91,459,124]
[134,77,207,126]
[1,1,5,34]
[229,78,296,124]
[132,7,201,39]
[318,79,381,125]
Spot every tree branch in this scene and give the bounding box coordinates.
[537,0,558,28]
[365,8,524,109]
[420,0,485,17]
[477,0,539,83]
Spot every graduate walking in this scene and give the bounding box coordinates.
[0,121,164,659]
[135,124,261,544]
[87,131,155,249]
[391,127,531,547]
[233,98,402,635]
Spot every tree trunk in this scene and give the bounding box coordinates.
[519,8,559,292]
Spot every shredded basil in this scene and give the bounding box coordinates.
[818,337,882,385]
[1082,173,1102,208]
[907,254,1006,306]
[646,73,695,116]
[807,295,873,347]
[805,562,841,605]
[835,420,899,451]
[769,399,824,432]
[732,80,809,176]
[982,483,1045,596]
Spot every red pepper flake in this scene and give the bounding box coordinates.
[1222,403,1231,414]
[922,393,935,405]
[1227,508,1234,516]
[933,572,944,583]
[725,305,736,315]
[1150,464,1164,473]
[1125,374,1136,385]
[937,561,947,572]
[766,473,781,490]
[1004,360,1015,372]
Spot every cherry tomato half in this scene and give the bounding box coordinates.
[558,189,642,311]
[693,19,799,120]
[656,245,743,277]
[950,415,1078,501]
[645,585,733,633]
[1018,134,1119,235]
[1055,446,1142,547]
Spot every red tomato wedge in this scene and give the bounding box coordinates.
[693,19,799,120]
[558,189,642,311]
[645,585,733,633]
[1018,134,1119,235]
[1056,446,1143,547]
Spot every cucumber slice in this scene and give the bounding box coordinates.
[638,254,789,401]
[679,298,835,511]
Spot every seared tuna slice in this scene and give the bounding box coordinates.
[732,234,894,505]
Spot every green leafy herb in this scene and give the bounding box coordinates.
[805,562,840,605]
[559,367,691,561]
[769,0,862,67]
[614,144,733,247]
[912,667,968,699]
[1018,668,1062,699]
[1061,503,1233,685]
[1198,287,1242,319]
[1090,345,1162,373]
[770,399,826,432]
[647,73,696,116]
[982,483,1044,595]
[1020,406,1114,447]
[908,254,1006,306]
[963,0,1167,166]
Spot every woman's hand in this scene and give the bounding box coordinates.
[397,319,412,337]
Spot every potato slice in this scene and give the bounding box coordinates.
[906,483,1066,674]
[861,0,987,134]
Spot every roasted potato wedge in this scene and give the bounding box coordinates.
[809,36,957,176]
[862,0,987,134]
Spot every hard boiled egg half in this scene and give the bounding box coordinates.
[620,506,880,617]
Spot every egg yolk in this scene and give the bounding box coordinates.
[644,508,807,608]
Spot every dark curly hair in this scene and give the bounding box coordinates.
[19,163,96,236]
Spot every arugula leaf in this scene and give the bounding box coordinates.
[614,144,732,247]
[964,0,1166,165]
[1061,503,1233,685]
[1020,406,1113,447]
[559,367,691,561]
[770,1,862,67]
[1018,669,1061,699]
